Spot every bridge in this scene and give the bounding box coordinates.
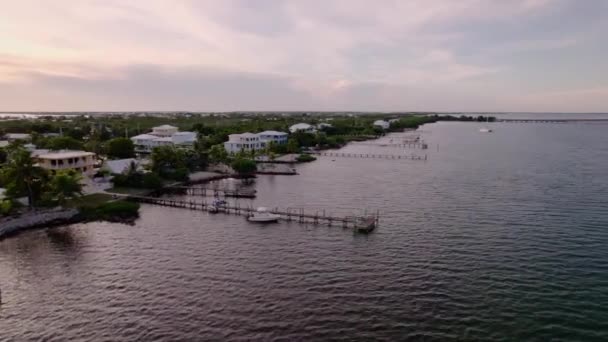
[497,119,608,124]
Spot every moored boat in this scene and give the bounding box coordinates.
[247,207,280,223]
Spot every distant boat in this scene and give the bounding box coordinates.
[248,207,280,223]
[480,117,493,133]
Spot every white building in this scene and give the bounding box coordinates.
[151,125,179,137]
[35,150,97,176]
[224,133,261,154]
[101,158,139,175]
[289,123,316,134]
[258,131,288,145]
[223,131,288,153]
[317,123,333,130]
[130,125,197,153]
[373,120,390,130]
[4,133,31,142]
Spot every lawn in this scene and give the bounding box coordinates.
[66,193,114,208]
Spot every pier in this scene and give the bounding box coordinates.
[165,186,257,198]
[498,119,608,124]
[127,196,378,232]
[351,141,429,149]
[313,151,428,161]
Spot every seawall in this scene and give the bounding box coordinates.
[0,208,79,240]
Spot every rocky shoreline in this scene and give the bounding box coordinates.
[0,208,80,240]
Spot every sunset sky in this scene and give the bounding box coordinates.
[1,0,607,112]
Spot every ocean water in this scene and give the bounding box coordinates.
[1,119,608,341]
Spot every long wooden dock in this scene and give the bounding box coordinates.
[165,186,257,198]
[127,195,378,232]
[351,142,429,149]
[313,151,428,161]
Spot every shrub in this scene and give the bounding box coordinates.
[296,154,316,163]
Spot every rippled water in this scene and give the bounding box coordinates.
[2,120,608,341]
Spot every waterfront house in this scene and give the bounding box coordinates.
[4,133,31,142]
[289,123,316,134]
[35,150,97,176]
[223,131,289,153]
[130,126,197,153]
[151,124,178,137]
[258,131,288,146]
[224,132,262,153]
[373,120,390,130]
[101,158,139,175]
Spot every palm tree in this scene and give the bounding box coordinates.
[48,170,83,205]
[0,147,48,207]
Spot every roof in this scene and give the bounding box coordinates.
[5,133,31,139]
[373,120,389,125]
[37,150,95,159]
[173,131,197,136]
[155,137,173,142]
[239,132,259,138]
[103,158,137,174]
[131,134,158,140]
[258,130,287,136]
[154,124,178,129]
[290,123,313,129]
[0,141,8,148]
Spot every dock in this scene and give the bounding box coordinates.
[127,195,378,232]
[165,186,257,198]
[313,151,428,161]
[351,141,429,149]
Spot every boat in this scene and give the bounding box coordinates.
[209,199,227,213]
[479,116,493,133]
[247,207,280,223]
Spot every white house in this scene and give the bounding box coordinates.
[151,125,179,137]
[224,132,261,153]
[4,133,31,142]
[223,131,289,153]
[130,125,197,153]
[35,150,97,176]
[289,123,316,134]
[258,131,288,145]
[373,120,390,130]
[101,158,139,175]
[317,122,333,130]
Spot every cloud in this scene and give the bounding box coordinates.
[0,0,606,111]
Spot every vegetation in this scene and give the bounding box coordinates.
[0,147,49,207]
[46,170,83,205]
[231,158,257,175]
[296,154,316,162]
[78,200,140,223]
[106,137,135,159]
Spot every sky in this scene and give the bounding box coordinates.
[1,0,607,112]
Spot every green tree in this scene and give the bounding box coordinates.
[0,148,7,165]
[209,144,229,163]
[47,170,83,205]
[0,147,49,207]
[84,138,106,157]
[48,136,83,150]
[151,146,188,180]
[231,158,257,175]
[106,137,135,159]
[286,138,300,153]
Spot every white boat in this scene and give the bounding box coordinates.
[480,116,493,133]
[248,207,280,223]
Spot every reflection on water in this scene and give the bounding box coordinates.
[1,121,608,341]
